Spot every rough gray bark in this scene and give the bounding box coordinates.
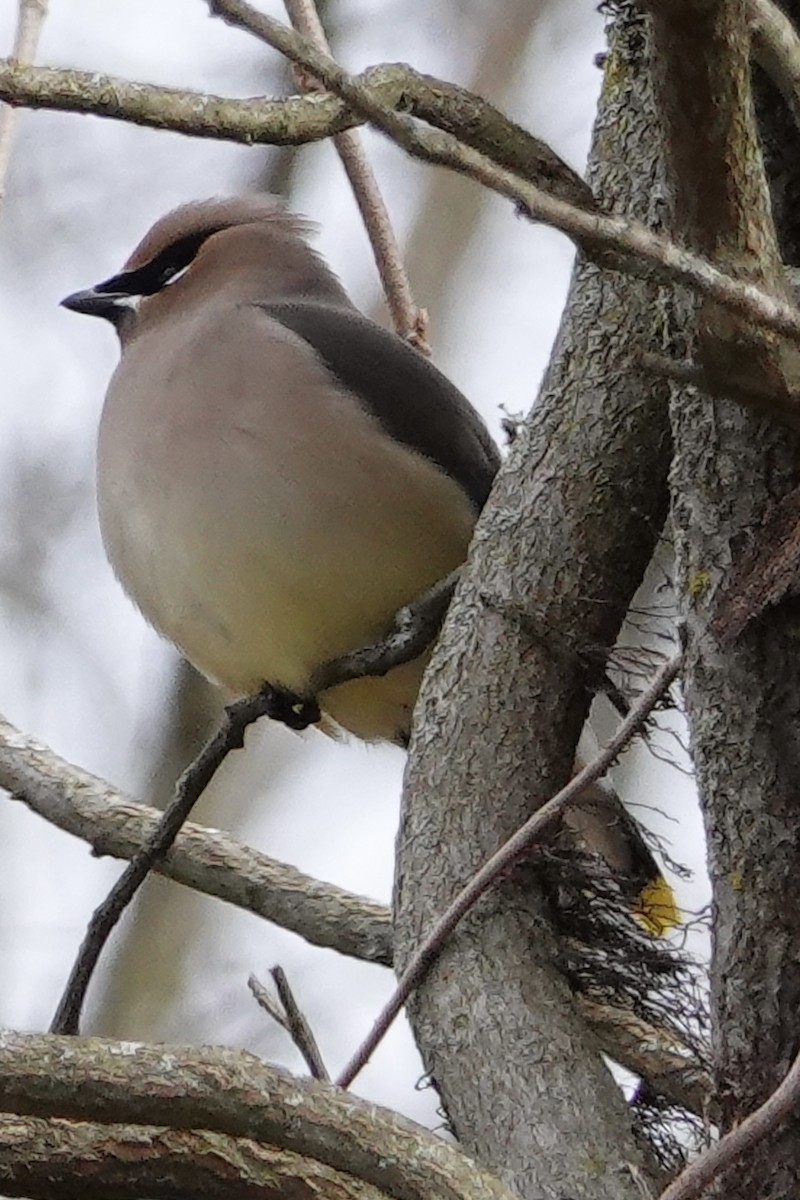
[0,1115,391,1200]
[395,8,681,1200]
[671,416,800,1178]
[656,0,800,1192]
[0,1032,518,1200]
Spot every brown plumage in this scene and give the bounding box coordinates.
[62,195,677,933]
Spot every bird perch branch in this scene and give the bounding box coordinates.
[0,710,710,1115]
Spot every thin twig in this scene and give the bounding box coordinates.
[0,0,48,210]
[248,969,329,1080]
[49,686,318,1035]
[270,967,329,1081]
[248,972,291,1027]
[310,569,459,693]
[335,650,684,1088]
[49,573,458,1035]
[657,1047,800,1200]
[283,0,428,351]
[249,970,330,1081]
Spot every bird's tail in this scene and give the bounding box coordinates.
[631,871,680,938]
[563,776,680,938]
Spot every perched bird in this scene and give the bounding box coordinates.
[62,195,677,935]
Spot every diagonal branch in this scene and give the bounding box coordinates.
[283,0,428,350]
[249,966,330,1080]
[0,711,710,1114]
[0,58,591,203]
[657,1047,800,1200]
[336,651,683,1089]
[0,712,392,963]
[6,55,800,373]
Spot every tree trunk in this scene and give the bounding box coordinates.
[657,0,800,1191]
[395,6,682,1198]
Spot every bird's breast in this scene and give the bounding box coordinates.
[96,306,477,738]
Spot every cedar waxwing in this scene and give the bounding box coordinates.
[61,195,677,936]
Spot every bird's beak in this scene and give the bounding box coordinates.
[60,279,136,325]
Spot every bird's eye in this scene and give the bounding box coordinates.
[159,263,191,289]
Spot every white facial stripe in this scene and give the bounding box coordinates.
[113,294,142,312]
[162,263,192,288]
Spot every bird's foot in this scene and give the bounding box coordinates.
[225,684,320,739]
[256,683,321,731]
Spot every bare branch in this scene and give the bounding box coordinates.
[6,52,800,365]
[249,966,330,1081]
[0,711,708,1113]
[0,1031,518,1200]
[0,0,48,210]
[748,0,800,136]
[0,1112,391,1200]
[657,1048,800,1200]
[336,651,683,1089]
[0,711,392,963]
[0,57,591,203]
[270,965,330,1081]
[284,0,428,350]
[580,999,713,1121]
[248,971,289,1025]
[0,59,363,141]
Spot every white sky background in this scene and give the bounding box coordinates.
[0,0,708,1127]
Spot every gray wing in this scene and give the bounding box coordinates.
[257,301,501,512]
